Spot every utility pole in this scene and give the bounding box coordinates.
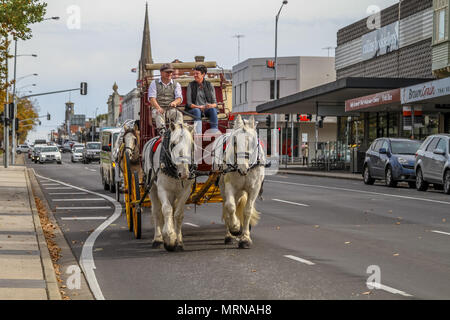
[3,39,10,168]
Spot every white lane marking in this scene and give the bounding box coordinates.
[184,222,200,228]
[61,217,107,221]
[41,183,62,186]
[45,187,73,190]
[366,282,413,297]
[89,169,96,172]
[56,207,111,210]
[52,198,105,202]
[284,255,315,266]
[49,193,88,195]
[267,180,450,206]
[34,171,121,300]
[273,199,309,207]
[431,230,450,236]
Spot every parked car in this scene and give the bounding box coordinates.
[16,144,29,154]
[100,128,121,193]
[83,142,101,163]
[38,146,62,164]
[71,147,84,163]
[363,138,421,188]
[415,134,450,194]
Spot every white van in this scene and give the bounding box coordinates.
[100,128,122,193]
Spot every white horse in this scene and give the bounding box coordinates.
[142,119,195,252]
[213,115,265,249]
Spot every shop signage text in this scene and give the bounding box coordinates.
[401,77,450,104]
[345,89,400,112]
[362,21,399,61]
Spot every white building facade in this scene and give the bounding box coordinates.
[120,88,140,123]
[232,56,337,159]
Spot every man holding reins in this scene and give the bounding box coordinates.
[148,63,183,135]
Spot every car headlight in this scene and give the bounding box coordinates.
[398,157,408,165]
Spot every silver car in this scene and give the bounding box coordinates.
[71,147,85,162]
[415,134,450,194]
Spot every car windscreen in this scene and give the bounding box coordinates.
[87,143,101,150]
[74,148,84,153]
[113,133,120,147]
[41,147,59,153]
[391,141,421,155]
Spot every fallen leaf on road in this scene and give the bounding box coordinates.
[251,269,257,273]
[314,225,319,228]
[94,248,103,252]
[71,240,77,244]
[211,221,215,225]
[393,253,400,256]
[443,218,447,223]
[345,241,351,245]
[276,226,281,230]
[395,222,401,225]
[7,235,11,238]
[362,291,372,295]
[388,210,393,214]
[61,285,67,289]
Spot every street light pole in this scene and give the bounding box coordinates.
[273,0,288,160]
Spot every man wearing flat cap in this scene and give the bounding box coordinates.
[148,63,183,135]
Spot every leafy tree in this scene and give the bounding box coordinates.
[0,0,47,95]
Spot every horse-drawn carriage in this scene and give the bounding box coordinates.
[115,60,266,251]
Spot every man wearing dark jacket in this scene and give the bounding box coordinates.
[186,65,218,134]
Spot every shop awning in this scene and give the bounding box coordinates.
[256,77,431,116]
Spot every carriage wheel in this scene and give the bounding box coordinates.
[124,153,133,232]
[132,170,142,239]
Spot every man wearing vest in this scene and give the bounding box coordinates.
[148,63,183,135]
[186,65,218,134]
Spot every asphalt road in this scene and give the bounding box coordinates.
[27,153,450,300]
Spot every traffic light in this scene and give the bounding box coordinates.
[307,114,312,121]
[80,82,88,95]
[297,114,301,122]
[265,115,271,127]
[8,103,14,120]
[47,113,51,121]
[266,60,275,69]
[285,114,289,121]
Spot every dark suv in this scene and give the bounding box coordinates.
[415,134,450,194]
[363,138,421,188]
[83,142,101,163]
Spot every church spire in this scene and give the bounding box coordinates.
[139,2,153,80]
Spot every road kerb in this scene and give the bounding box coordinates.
[278,170,363,181]
[25,169,61,300]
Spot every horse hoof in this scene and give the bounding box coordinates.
[152,241,163,249]
[164,243,177,252]
[175,244,185,252]
[224,237,233,245]
[238,240,251,249]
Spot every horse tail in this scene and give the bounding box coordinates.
[235,192,260,228]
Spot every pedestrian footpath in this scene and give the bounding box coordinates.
[277,164,363,181]
[0,165,60,300]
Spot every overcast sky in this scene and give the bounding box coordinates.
[10,0,397,142]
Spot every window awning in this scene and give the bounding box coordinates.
[256,77,431,116]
